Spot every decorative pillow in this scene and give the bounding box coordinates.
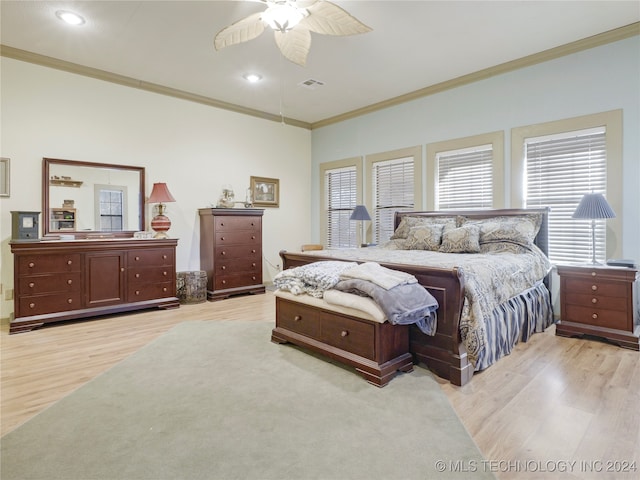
[459,214,542,248]
[479,241,532,255]
[439,224,481,253]
[390,216,457,240]
[380,239,408,250]
[405,224,444,250]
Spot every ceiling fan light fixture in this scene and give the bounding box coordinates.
[261,3,307,32]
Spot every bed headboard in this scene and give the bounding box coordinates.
[394,208,550,258]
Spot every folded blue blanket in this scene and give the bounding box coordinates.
[333,279,439,335]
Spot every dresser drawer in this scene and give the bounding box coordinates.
[276,299,321,338]
[215,230,261,246]
[215,216,261,231]
[18,254,81,275]
[127,281,175,302]
[18,273,81,295]
[214,245,261,260]
[128,267,174,285]
[215,273,262,290]
[127,248,174,267]
[17,292,82,317]
[564,278,627,297]
[564,292,627,312]
[321,313,375,360]
[565,305,629,331]
[215,258,260,275]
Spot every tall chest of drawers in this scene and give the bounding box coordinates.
[556,265,639,350]
[10,239,179,334]
[199,208,265,300]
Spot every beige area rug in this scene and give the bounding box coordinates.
[1,321,493,480]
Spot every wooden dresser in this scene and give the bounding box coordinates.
[10,238,179,334]
[199,208,265,300]
[556,264,639,350]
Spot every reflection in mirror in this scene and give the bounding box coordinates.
[43,158,145,238]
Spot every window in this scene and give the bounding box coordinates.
[320,158,362,248]
[525,128,607,264]
[94,185,127,231]
[511,110,623,264]
[426,131,504,210]
[366,146,422,244]
[436,145,493,210]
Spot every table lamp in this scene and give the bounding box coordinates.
[148,183,176,238]
[350,205,371,247]
[571,192,615,265]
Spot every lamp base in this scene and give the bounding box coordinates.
[151,214,171,239]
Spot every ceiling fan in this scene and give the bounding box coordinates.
[214,0,372,66]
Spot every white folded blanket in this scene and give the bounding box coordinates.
[339,262,418,290]
[322,289,387,323]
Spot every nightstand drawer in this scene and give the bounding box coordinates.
[564,293,627,312]
[564,305,629,331]
[564,278,626,297]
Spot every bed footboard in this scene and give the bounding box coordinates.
[278,250,471,386]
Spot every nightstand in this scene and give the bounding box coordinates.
[556,265,639,350]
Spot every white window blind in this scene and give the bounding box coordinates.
[325,166,357,248]
[437,145,493,210]
[525,127,607,264]
[372,157,414,243]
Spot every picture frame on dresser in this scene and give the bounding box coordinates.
[250,176,279,207]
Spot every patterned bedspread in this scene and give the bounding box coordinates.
[295,245,552,367]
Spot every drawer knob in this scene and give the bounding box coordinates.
[294,315,302,322]
[222,280,226,285]
[221,237,225,241]
[67,298,73,304]
[135,290,140,295]
[135,273,140,278]
[591,272,597,277]
[591,285,598,291]
[591,298,597,304]
[28,282,35,288]
[341,330,349,337]
[592,313,598,320]
[220,222,225,227]
[163,271,167,276]
[162,255,167,260]
[67,260,73,265]
[251,235,256,240]
[67,279,73,285]
[28,262,35,268]
[250,222,254,226]
[121,267,125,272]
[163,287,167,292]
[252,276,256,281]
[221,266,226,270]
[135,256,140,261]
[252,263,256,267]
[251,249,256,253]
[29,302,35,309]
[221,251,226,256]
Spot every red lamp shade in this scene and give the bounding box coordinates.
[148,183,176,238]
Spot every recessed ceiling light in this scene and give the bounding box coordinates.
[56,10,86,26]
[243,73,263,83]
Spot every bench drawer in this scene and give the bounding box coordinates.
[321,313,375,360]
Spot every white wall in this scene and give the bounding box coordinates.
[0,57,311,319]
[310,36,640,265]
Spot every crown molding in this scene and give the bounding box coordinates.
[310,22,640,130]
[0,44,312,130]
[2,22,637,131]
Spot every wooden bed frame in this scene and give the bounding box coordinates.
[279,208,551,386]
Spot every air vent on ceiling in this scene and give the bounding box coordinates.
[298,78,325,90]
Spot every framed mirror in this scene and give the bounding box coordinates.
[43,158,145,238]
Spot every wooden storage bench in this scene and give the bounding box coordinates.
[271,291,414,387]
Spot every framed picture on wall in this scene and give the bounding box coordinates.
[250,176,279,207]
[0,158,9,197]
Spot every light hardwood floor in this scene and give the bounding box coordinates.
[2,291,638,479]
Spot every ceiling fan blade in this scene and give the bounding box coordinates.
[302,1,371,36]
[274,28,311,66]
[214,12,265,50]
